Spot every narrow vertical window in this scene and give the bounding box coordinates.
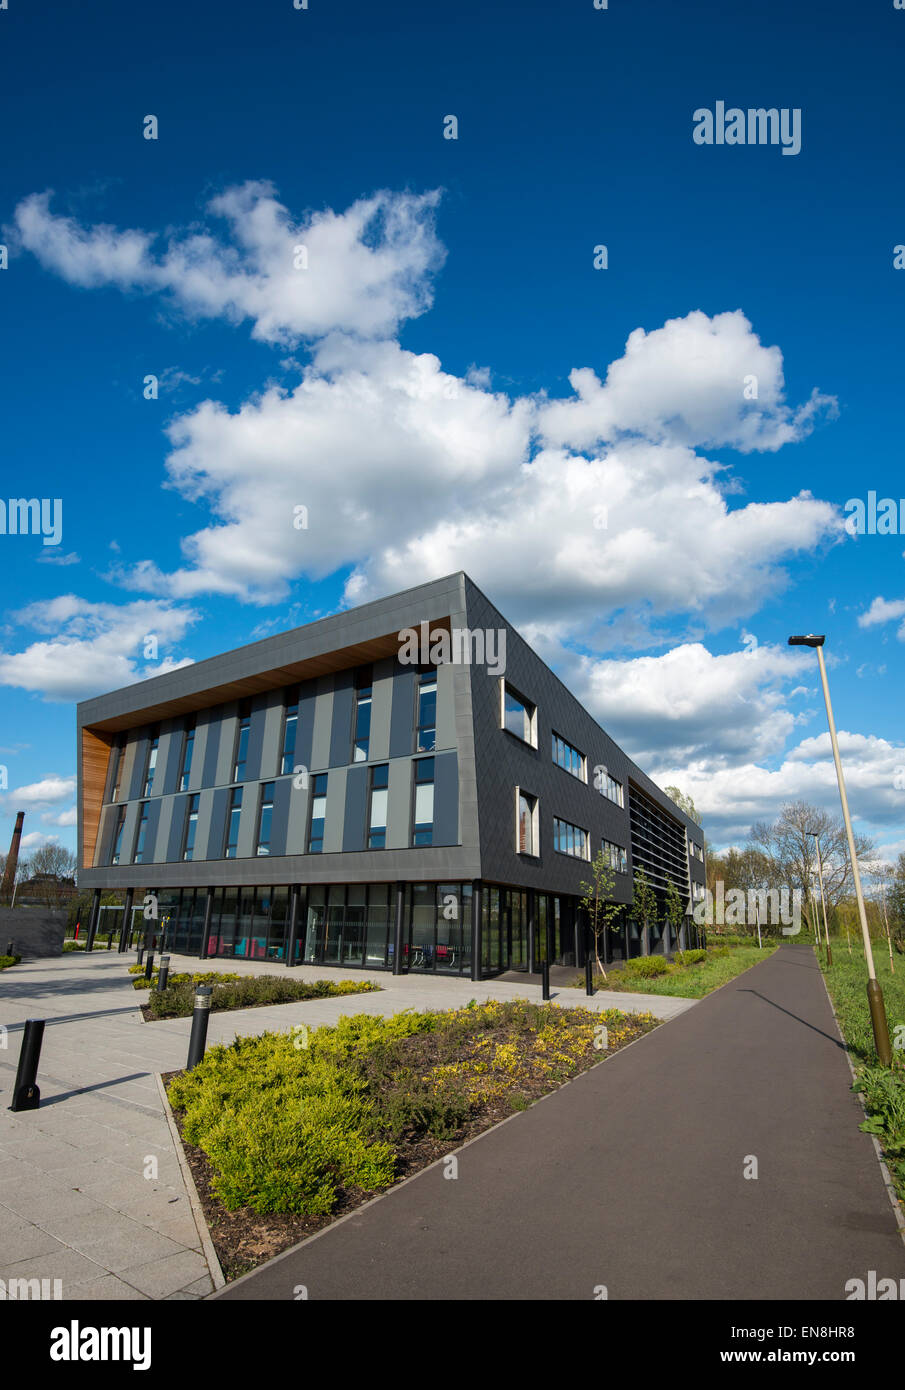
[133,802,150,864]
[110,806,127,864]
[183,794,200,861]
[224,786,243,858]
[179,721,195,792]
[234,701,251,782]
[110,737,124,803]
[368,764,389,849]
[143,730,159,796]
[281,690,299,775]
[518,792,537,855]
[412,758,434,847]
[416,669,437,752]
[352,668,372,763]
[308,774,327,853]
[256,782,275,856]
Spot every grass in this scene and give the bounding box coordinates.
[818,940,905,1205]
[573,941,778,998]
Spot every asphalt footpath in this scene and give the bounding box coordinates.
[214,945,905,1300]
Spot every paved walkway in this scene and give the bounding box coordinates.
[216,945,905,1301]
[0,950,688,1299]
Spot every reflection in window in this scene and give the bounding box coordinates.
[368,764,388,849]
[133,802,150,863]
[308,773,327,853]
[502,682,535,745]
[183,794,200,861]
[256,782,274,855]
[352,669,372,762]
[224,787,243,858]
[412,758,434,846]
[416,669,437,752]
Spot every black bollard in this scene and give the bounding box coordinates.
[10,1019,45,1111]
[157,955,170,992]
[6,940,13,957]
[186,986,213,1070]
[541,958,551,1001]
[144,951,155,981]
[136,945,144,966]
[585,956,594,996]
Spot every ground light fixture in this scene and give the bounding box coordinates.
[788,634,892,1064]
[806,828,832,966]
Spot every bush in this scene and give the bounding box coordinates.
[0,954,21,969]
[621,954,670,978]
[707,945,731,958]
[62,941,86,952]
[147,974,378,1019]
[673,948,707,966]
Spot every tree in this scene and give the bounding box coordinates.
[20,844,77,907]
[664,877,686,952]
[664,785,702,827]
[631,866,658,956]
[750,801,871,943]
[580,850,621,980]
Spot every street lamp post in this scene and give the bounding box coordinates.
[807,828,832,967]
[789,635,891,1065]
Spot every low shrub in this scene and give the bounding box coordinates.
[621,954,671,978]
[673,948,707,966]
[147,974,378,1019]
[0,954,21,969]
[707,945,731,958]
[62,941,86,952]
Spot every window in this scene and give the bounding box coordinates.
[143,730,159,797]
[133,802,150,864]
[183,794,200,861]
[352,668,372,763]
[693,882,706,902]
[110,806,127,864]
[233,702,251,782]
[690,841,703,862]
[553,816,589,860]
[416,669,437,752]
[281,691,299,776]
[412,758,434,846]
[308,774,327,853]
[500,681,536,746]
[179,722,195,792]
[602,838,627,874]
[256,782,274,856]
[552,732,586,782]
[598,770,624,807]
[224,786,243,858]
[368,764,389,849]
[110,738,125,803]
[517,790,538,855]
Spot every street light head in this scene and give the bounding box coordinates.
[788,634,826,647]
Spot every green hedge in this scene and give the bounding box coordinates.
[0,954,21,970]
[620,954,671,978]
[146,974,379,1019]
[673,948,707,966]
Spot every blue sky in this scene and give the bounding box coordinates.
[1,0,904,864]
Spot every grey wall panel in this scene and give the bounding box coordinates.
[154,794,175,864]
[161,725,184,797]
[342,765,368,852]
[95,805,116,867]
[157,728,179,798]
[385,760,411,850]
[142,800,162,863]
[244,699,268,784]
[269,778,292,858]
[206,788,230,861]
[389,666,416,759]
[236,784,257,859]
[166,795,188,863]
[260,692,284,781]
[432,751,459,847]
[215,705,239,787]
[329,671,355,768]
[322,766,345,853]
[285,776,310,855]
[310,679,333,770]
[293,681,316,777]
[200,710,221,789]
[435,662,457,752]
[127,732,149,801]
[369,658,394,762]
[119,738,138,806]
[102,741,119,803]
[121,802,140,865]
[193,790,213,863]
[188,718,207,793]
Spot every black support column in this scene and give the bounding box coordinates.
[199,889,215,959]
[471,880,482,981]
[286,885,303,967]
[117,887,134,952]
[392,882,406,975]
[85,888,102,952]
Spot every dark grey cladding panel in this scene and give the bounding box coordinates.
[166,795,188,863]
[103,743,119,802]
[293,681,316,774]
[329,671,355,768]
[269,778,292,858]
[201,710,222,788]
[143,800,163,862]
[432,751,459,846]
[342,765,368,853]
[206,788,230,861]
[162,728,184,797]
[97,805,118,867]
[389,664,416,759]
[127,731,149,801]
[244,699,268,784]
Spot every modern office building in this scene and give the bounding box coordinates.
[77,573,707,978]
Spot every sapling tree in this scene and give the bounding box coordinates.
[580,850,621,980]
[664,877,686,954]
[631,866,658,957]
